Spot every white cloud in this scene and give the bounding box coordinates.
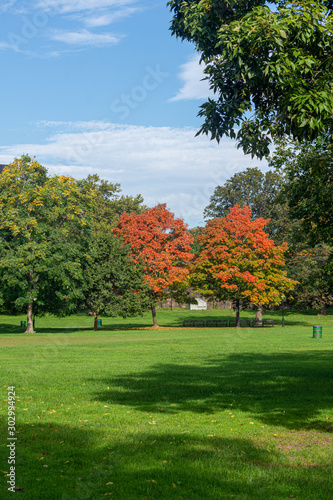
[170,54,215,102]
[0,0,139,54]
[0,1,16,13]
[0,122,267,227]
[35,0,136,14]
[82,7,139,27]
[50,29,122,45]
[0,41,17,51]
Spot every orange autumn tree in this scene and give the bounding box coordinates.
[114,204,194,326]
[191,205,296,326]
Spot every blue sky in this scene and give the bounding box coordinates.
[0,0,267,227]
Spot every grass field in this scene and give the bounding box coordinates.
[1,309,333,499]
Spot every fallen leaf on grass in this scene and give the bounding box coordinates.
[172,483,177,488]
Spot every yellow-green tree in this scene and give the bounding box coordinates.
[0,156,93,333]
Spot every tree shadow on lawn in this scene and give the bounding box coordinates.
[90,351,333,432]
[0,324,93,335]
[0,323,28,335]
[1,423,332,500]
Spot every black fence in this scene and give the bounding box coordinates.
[183,319,274,328]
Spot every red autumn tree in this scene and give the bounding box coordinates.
[191,205,296,326]
[114,204,194,326]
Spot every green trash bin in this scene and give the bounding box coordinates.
[313,325,322,338]
[21,321,26,328]
[97,319,102,327]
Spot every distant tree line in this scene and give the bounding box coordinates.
[0,155,301,332]
[2,141,330,333]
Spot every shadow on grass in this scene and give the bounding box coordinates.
[90,351,333,432]
[0,324,94,335]
[1,423,332,500]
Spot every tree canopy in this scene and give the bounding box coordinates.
[269,137,333,244]
[190,205,296,325]
[286,243,333,314]
[79,174,146,233]
[204,167,283,218]
[82,233,149,330]
[168,0,333,158]
[114,204,194,326]
[203,167,298,244]
[0,156,93,333]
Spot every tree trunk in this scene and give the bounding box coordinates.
[236,299,240,327]
[94,312,98,331]
[255,305,263,325]
[25,302,35,334]
[320,304,327,316]
[151,305,159,327]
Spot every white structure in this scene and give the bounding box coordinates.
[189,298,207,310]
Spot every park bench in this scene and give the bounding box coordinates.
[240,319,252,327]
[182,319,206,327]
[262,319,274,327]
[183,319,229,327]
[227,319,253,327]
[205,319,228,327]
[193,320,206,327]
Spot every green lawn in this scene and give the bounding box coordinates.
[1,309,333,499]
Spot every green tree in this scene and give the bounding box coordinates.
[0,156,93,333]
[270,138,333,245]
[79,174,146,233]
[168,0,333,158]
[82,233,149,330]
[268,138,333,308]
[286,244,333,314]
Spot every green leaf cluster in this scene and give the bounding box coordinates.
[168,0,333,158]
